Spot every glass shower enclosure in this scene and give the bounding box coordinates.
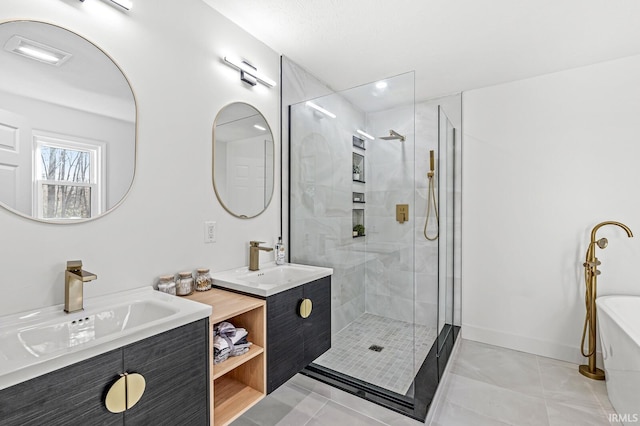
[284,63,460,420]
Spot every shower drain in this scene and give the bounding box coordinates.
[368,344,384,352]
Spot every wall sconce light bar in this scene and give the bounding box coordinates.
[306,101,336,118]
[223,56,276,88]
[357,129,375,140]
[80,0,133,10]
[110,0,133,9]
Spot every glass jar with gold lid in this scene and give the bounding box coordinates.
[175,271,194,296]
[194,269,212,291]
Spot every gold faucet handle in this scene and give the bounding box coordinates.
[67,260,83,271]
[249,241,265,247]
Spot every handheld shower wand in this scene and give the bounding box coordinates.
[423,150,439,241]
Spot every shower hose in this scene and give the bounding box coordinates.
[423,171,439,241]
[580,255,595,357]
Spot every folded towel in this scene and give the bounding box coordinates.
[230,346,249,357]
[215,321,237,338]
[213,321,252,364]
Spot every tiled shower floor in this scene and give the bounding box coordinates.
[313,313,438,395]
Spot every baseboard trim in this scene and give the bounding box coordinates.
[461,324,603,368]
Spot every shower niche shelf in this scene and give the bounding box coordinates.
[352,192,365,203]
[352,152,365,182]
[352,208,365,238]
[352,135,366,150]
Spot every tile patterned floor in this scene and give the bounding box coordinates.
[233,338,627,426]
[313,313,438,395]
[429,339,619,426]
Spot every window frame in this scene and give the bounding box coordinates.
[32,132,106,220]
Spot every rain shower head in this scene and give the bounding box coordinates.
[379,129,405,142]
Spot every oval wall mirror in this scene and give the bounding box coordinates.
[0,21,136,223]
[213,102,274,218]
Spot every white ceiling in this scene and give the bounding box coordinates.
[203,0,640,101]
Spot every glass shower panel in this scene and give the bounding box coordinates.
[289,72,421,400]
[437,106,456,354]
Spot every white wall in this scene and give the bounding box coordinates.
[0,0,281,315]
[462,54,640,364]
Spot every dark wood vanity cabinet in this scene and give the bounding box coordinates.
[266,276,331,393]
[0,319,209,426]
[121,319,209,425]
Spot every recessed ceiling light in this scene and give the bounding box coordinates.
[375,81,388,89]
[357,129,375,140]
[254,124,266,131]
[4,35,72,66]
[306,101,336,118]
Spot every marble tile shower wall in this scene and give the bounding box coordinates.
[289,94,368,335]
[290,91,462,335]
[364,104,439,327]
[364,98,461,329]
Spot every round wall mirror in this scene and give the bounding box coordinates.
[213,102,274,218]
[0,21,136,223]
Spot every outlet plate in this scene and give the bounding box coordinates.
[204,221,216,243]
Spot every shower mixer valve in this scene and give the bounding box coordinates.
[396,204,409,223]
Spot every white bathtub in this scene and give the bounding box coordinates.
[596,295,640,418]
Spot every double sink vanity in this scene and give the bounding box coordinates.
[0,17,330,426]
[0,262,332,426]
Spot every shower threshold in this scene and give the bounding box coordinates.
[303,324,459,421]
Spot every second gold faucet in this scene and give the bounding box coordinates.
[249,241,273,271]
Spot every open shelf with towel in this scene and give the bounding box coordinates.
[187,288,266,426]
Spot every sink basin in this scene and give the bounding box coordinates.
[211,262,333,296]
[0,287,210,390]
[18,300,177,356]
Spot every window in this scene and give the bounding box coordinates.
[34,134,104,219]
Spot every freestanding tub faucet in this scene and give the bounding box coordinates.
[249,241,273,271]
[65,260,97,313]
[579,221,633,380]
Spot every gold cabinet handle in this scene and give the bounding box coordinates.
[105,372,146,413]
[126,373,146,409]
[299,298,313,319]
[105,375,127,413]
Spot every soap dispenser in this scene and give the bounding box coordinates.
[275,236,286,265]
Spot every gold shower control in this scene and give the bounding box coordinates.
[105,372,146,413]
[396,204,409,223]
[299,298,313,318]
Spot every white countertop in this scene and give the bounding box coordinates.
[0,286,211,390]
[211,262,333,297]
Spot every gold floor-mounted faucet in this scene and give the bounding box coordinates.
[64,260,97,313]
[579,221,633,380]
[249,241,273,271]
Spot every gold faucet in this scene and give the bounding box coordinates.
[65,260,97,313]
[579,221,633,380]
[249,241,273,271]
